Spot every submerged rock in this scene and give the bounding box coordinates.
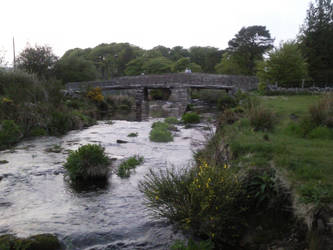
[0,233,61,250]
[116,139,128,144]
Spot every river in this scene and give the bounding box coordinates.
[0,117,211,249]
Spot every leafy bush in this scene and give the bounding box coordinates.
[217,95,237,110]
[117,155,144,178]
[164,116,180,124]
[257,82,267,95]
[64,144,110,182]
[29,127,47,137]
[139,163,246,246]
[182,112,200,124]
[149,126,173,142]
[0,120,22,148]
[248,106,275,131]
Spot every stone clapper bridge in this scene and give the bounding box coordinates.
[66,73,258,120]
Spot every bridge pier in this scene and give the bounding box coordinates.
[135,88,149,121]
[168,87,190,115]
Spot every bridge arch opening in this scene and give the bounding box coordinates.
[147,88,172,101]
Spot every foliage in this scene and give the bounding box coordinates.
[257,81,267,95]
[149,89,171,100]
[127,132,138,137]
[55,55,97,83]
[17,45,58,79]
[182,112,200,124]
[170,239,214,250]
[173,57,191,72]
[164,116,180,124]
[149,123,173,142]
[117,155,144,178]
[0,120,22,148]
[215,53,247,75]
[142,57,173,74]
[307,126,333,139]
[64,144,110,182]
[299,0,333,82]
[226,25,274,75]
[189,46,223,73]
[256,41,308,87]
[217,94,237,110]
[0,234,61,250]
[86,87,104,102]
[124,57,145,76]
[139,163,246,246]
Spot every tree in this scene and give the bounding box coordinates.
[125,57,145,76]
[142,57,173,74]
[299,0,333,82]
[189,46,223,73]
[215,53,247,75]
[17,45,58,79]
[173,57,191,72]
[256,41,308,87]
[55,56,97,83]
[169,46,190,61]
[227,25,274,75]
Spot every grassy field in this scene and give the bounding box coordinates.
[224,95,333,205]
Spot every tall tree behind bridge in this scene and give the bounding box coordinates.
[226,25,274,75]
[299,0,333,82]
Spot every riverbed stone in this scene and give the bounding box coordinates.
[116,139,128,144]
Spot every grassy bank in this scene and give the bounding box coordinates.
[223,95,333,205]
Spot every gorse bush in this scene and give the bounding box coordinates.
[182,112,200,124]
[117,155,144,178]
[86,87,104,102]
[139,162,247,246]
[64,144,110,182]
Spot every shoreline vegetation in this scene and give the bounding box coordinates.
[141,93,333,249]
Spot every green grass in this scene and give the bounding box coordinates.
[224,94,333,205]
[117,155,144,178]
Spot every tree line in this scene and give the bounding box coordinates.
[10,0,333,86]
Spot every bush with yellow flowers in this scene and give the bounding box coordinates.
[86,87,104,102]
[139,161,248,247]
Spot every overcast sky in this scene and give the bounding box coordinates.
[1,0,311,66]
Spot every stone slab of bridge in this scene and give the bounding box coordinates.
[66,73,258,120]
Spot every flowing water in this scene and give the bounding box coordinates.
[0,118,211,249]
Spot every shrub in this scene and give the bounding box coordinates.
[48,111,74,135]
[217,95,237,110]
[0,120,22,148]
[0,234,61,250]
[86,87,104,102]
[164,116,180,124]
[29,127,47,137]
[117,155,144,178]
[64,144,110,182]
[149,126,173,142]
[127,132,138,137]
[139,163,246,246]
[257,82,267,95]
[182,112,200,124]
[248,106,275,131]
